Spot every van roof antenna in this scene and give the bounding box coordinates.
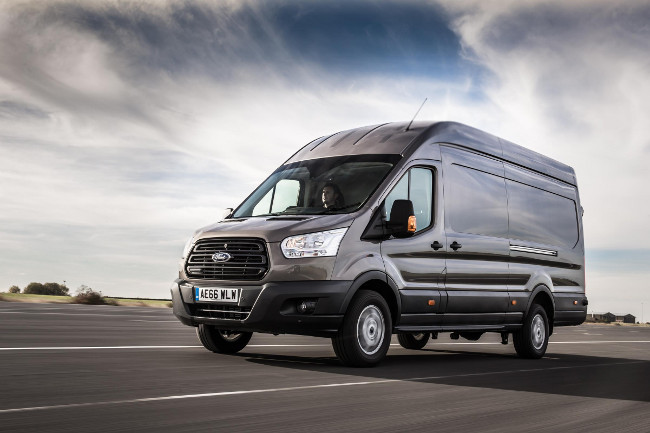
[405,98,427,131]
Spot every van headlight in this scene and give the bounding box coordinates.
[281,228,348,258]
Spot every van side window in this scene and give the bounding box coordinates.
[447,164,508,237]
[384,167,433,233]
[252,179,300,215]
[506,180,579,247]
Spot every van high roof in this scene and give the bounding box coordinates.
[287,121,576,186]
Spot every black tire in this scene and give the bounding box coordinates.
[196,325,252,354]
[397,332,430,349]
[332,290,392,367]
[513,304,549,359]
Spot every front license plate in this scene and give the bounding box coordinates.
[195,287,240,303]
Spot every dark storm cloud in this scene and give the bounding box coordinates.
[17,1,464,82]
[478,2,650,52]
[270,2,462,77]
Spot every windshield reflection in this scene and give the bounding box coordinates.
[232,154,400,218]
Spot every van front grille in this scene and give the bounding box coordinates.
[185,238,268,281]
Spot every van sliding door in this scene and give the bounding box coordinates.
[441,146,510,325]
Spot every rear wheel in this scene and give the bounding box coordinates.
[332,290,392,367]
[397,332,430,349]
[513,304,549,359]
[196,325,252,354]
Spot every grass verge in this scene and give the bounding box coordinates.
[0,292,172,308]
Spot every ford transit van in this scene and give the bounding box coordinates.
[171,121,587,367]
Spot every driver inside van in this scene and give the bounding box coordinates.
[322,182,345,209]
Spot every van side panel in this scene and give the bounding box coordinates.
[504,161,586,325]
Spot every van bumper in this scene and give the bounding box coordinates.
[170,279,351,337]
[554,310,587,326]
[553,293,588,326]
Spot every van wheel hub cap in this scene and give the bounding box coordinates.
[531,314,545,350]
[357,305,385,355]
[219,330,242,342]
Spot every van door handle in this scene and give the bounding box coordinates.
[431,241,443,250]
[450,241,462,251]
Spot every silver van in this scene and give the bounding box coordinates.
[171,121,587,367]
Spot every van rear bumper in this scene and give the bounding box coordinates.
[554,310,587,326]
[171,279,351,337]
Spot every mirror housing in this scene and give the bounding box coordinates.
[387,199,416,238]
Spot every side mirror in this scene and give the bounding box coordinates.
[388,199,416,238]
[221,208,234,220]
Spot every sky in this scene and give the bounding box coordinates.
[0,0,648,319]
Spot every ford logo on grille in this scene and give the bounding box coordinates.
[212,252,232,262]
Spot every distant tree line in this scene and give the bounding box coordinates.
[4,282,117,305]
[7,282,70,296]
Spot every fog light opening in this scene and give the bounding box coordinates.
[297,299,318,314]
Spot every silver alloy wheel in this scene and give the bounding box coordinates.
[219,330,242,342]
[356,305,385,355]
[413,333,426,340]
[531,314,546,350]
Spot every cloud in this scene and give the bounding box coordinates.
[439,0,650,249]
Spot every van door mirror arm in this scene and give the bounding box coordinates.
[361,205,388,240]
[361,200,417,240]
[221,208,234,220]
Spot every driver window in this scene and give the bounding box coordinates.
[384,167,433,233]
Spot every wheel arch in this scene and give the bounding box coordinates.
[338,271,401,328]
[526,284,555,334]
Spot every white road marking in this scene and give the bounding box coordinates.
[549,340,650,344]
[0,344,331,351]
[2,341,649,351]
[0,360,644,414]
[129,320,180,323]
[0,345,203,351]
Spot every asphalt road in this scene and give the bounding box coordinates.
[1,302,649,432]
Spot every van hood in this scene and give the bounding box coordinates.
[194,214,356,243]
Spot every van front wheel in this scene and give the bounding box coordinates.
[397,332,430,350]
[513,304,549,359]
[332,290,392,367]
[196,325,252,354]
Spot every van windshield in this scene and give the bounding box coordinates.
[232,154,401,217]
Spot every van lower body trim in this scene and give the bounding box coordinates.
[395,324,522,333]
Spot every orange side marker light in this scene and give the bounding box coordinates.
[428,300,436,306]
[407,215,416,232]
